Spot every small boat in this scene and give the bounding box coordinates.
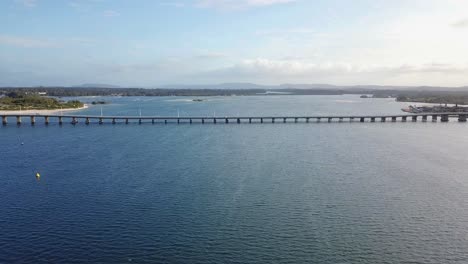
[36,172,41,178]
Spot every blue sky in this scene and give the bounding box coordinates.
[1,0,468,87]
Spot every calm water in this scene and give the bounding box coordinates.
[1,95,468,264]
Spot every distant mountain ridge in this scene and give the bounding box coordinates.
[159,83,273,90]
[158,83,468,91]
[73,83,121,88]
[5,82,468,91]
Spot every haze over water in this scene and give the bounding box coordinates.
[1,95,468,264]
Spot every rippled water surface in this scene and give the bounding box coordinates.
[1,95,468,263]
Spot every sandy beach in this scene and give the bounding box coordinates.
[0,104,89,115]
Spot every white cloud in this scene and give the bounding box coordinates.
[195,51,228,59]
[243,0,295,6]
[0,35,98,48]
[67,37,97,46]
[103,10,120,17]
[237,59,468,75]
[160,2,186,8]
[68,2,79,8]
[15,0,37,7]
[196,0,295,10]
[200,58,468,85]
[213,59,360,77]
[4,55,468,86]
[451,18,468,28]
[0,35,55,48]
[255,27,314,36]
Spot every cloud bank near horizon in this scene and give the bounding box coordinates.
[1,0,468,87]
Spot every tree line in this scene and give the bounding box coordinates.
[0,87,344,97]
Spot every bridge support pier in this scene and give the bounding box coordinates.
[8,114,464,126]
[441,114,449,122]
[459,114,467,122]
[2,116,6,125]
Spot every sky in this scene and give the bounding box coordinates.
[1,0,468,87]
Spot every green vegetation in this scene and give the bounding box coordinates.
[2,87,468,105]
[0,87,344,97]
[0,92,84,111]
[372,90,468,104]
[396,95,468,105]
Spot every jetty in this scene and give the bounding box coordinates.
[1,113,468,125]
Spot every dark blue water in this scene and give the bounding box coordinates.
[1,95,468,263]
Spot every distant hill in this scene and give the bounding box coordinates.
[73,83,121,88]
[160,83,276,90]
[4,82,466,91]
[161,83,348,90]
[160,83,468,91]
[279,83,340,89]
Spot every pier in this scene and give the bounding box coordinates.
[1,113,467,126]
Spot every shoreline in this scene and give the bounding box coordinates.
[401,101,468,107]
[0,104,89,115]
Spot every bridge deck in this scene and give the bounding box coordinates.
[1,112,467,119]
[2,112,467,125]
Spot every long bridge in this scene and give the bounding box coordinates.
[2,113,468,125]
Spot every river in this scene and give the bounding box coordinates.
[1,95,467,263]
